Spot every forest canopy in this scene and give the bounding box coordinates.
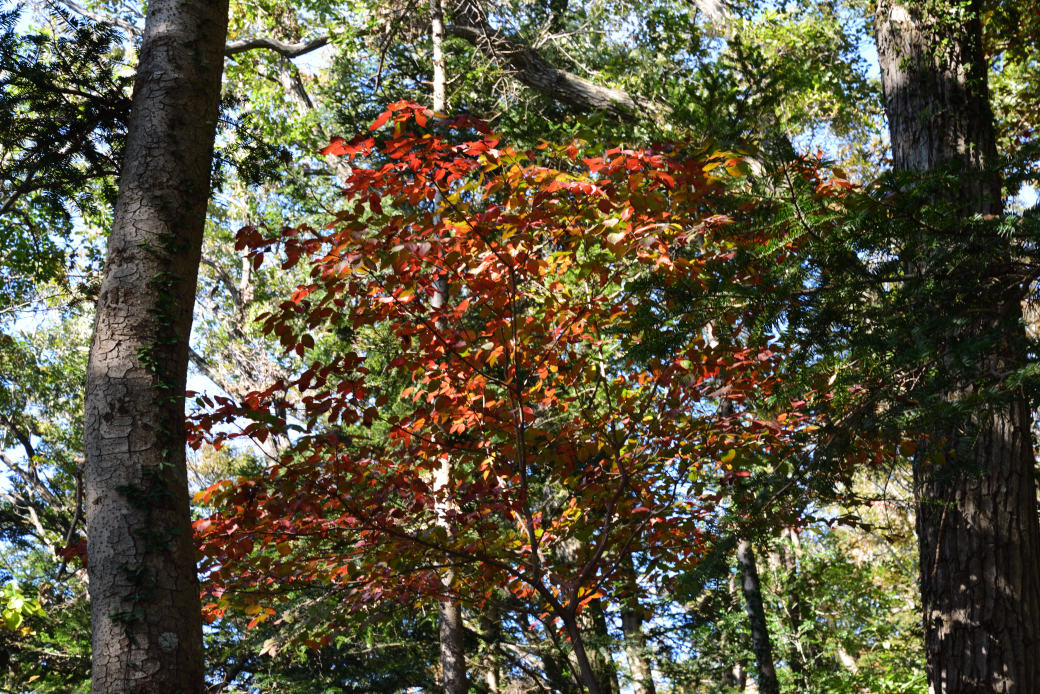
[0,0,1038,693]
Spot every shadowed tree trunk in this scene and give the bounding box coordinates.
[736,541,779,694]
[479,603,503,693]
[777,531,810,686]
[576,599,620,694]
[620,604,656,694]
[437,581,467,694]
[719,574,747,691]
[83,0,229,691]
[874,1,1040,691]
[619,558,656,694]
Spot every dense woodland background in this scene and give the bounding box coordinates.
[0,0,1038,692]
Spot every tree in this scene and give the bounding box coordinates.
[8,0,1031,689]
[83,0,229,691]
[735,541,778,694]
[191,102,806,694]
[0,316,93,693]
[0,10,130,315]
[872,2,1040,689]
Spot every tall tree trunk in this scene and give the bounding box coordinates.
[577,599,620,694]
[619,559,656,694]
[735,541,779,694]
[429,7,467,690]
[536,614,582,694]
[437,583,468,694]
[874,2,1040,691]
[432,453,466,694]
[620,606,655,694]
[430,0,446,114]
[84,0,229,692]
[720,545,747,690]
[479,603,502,693]
[777,531,809,686]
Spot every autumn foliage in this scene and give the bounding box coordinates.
[189,102,809,663]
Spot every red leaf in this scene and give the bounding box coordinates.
[369,110,392,131]
[321,136,347,156]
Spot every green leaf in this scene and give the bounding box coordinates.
[3,608,22,630]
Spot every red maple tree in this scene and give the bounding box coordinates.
[190,102,809,693]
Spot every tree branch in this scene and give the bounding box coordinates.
[57,1,335,60]
[200,256,243,313]
[445,23,670,121]
[188,347,240,399]
[0,413,39,468]
[225,34,331,59]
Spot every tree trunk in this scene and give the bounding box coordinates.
[735,541,779,694]
[874,2,1040,691]
[430,0,446,113]
[720,567,748,690]
[479,603,502,693]
[619,558,656,694]
[83,0,229,692]
[429,4,468,691]
[620,605,655,694]
[577,599,620,694]
[561,612,605,694]
[538,620,582,694]
[542,647,578,694]
[432,449,466,694]
[777,531,809,686]
[438,591,468,694]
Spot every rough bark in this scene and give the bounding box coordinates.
[913,399,1040,694]
[874,2,1040,692]
[735,541,779,694]
[874,0,1000,213]
[83,0,228,692]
